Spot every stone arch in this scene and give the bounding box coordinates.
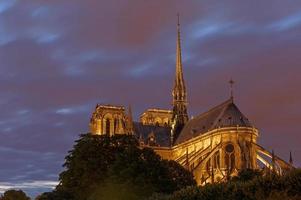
[103,113,114,136]
[95,118,102,134]
[224,143,235,174]
[213,151,220,169]
[105,118,111,135]
[154,117,162,126]
[115,114,125,134]
[163,118,169,126]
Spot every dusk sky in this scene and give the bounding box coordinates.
[0,0,301,197]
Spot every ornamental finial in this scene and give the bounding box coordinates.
[229,78,235,101]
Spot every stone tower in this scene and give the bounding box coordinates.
[171,14,189,143]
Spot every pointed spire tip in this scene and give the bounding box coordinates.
[229,78,235,101]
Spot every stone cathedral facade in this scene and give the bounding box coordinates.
[89,18,293,185]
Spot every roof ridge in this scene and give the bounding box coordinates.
[175,99,253,145]
[210,100,232,129]
[193,98,233,121]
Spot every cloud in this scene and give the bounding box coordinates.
[268,11,301,31]
[0,180,58,197]
[55,104,90,115]
[191,20,237,39]
[0,0,17,14]
[1,0,301,197]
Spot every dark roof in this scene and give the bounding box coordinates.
[133,122,171,147]
[174,98,253,145]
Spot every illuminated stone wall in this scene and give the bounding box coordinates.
[140,108,172,127]
[90,104,126,136]
[154,127,259,185]
[89,103,291,185]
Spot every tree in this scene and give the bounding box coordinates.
[106,146,196,195]
[231,169,262,182]
[1,190,30,200]
[35,190,73,200]
[155,169,301,200]
[56,134,196,200]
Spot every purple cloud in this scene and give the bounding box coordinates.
[1,0,301,198]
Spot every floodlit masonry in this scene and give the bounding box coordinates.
[89,16,294,185]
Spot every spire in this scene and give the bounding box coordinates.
[289,151,293,165]
[171,13,189,144]
[174,13,186,97]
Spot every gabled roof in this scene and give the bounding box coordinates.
[174,98,253,145]
[133,122,171,147]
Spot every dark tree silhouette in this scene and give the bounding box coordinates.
[0,190,30,200]
[40,134,195,200]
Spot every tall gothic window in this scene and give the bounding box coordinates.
[106,119,110,136]
[206,158,211,172]
[225,144,235,173]
[114,118,118,134]
[213,151,220,169]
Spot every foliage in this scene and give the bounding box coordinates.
[28,132,301,200]
[0,190,30,200]
[57,134,138,199]
[87,179,153,200]
[231,168,263,182]
[40,134,195,200]
[35,190,73,200]
[148,169,301,200]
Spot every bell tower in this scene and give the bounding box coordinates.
[171,14,189,143]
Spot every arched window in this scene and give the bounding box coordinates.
[105,119,110,136]
[213,151,220,169]
[225,144,235,173]
[206,158,211,172]
[114,118,118,134]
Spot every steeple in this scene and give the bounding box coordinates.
[174,13,186,95]
[171,14,189,143]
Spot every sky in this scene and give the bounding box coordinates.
[0,0,301,198]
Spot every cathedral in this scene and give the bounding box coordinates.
[89,17,294,185]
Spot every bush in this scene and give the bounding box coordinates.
[160,169,301,200]
[1,190,30,200]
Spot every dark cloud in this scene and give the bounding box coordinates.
[1,0,301,197]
